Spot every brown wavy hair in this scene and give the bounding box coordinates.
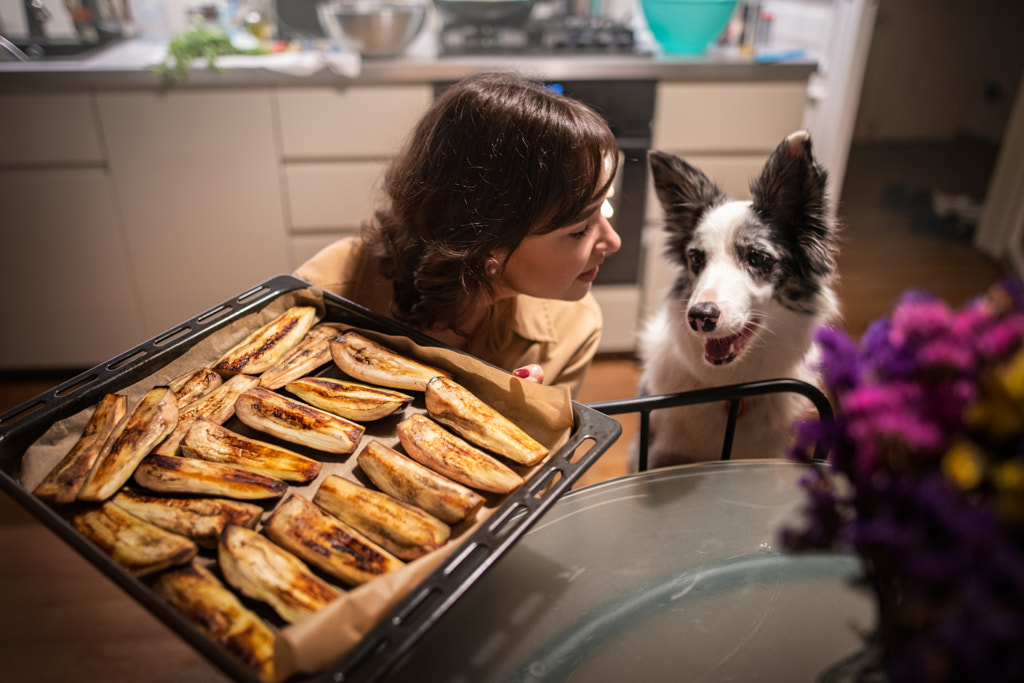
[365,71,619,334]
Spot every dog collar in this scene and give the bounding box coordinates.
[724,398,747,418]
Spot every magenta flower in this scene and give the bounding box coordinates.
[785,279,1024,683]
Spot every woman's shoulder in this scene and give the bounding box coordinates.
[293,236,367,294]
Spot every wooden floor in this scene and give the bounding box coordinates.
[0,139,1010,681]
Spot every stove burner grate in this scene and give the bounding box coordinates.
[439,15,647,56]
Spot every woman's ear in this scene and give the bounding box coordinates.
[485,256,501,278]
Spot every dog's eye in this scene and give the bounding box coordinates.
[746,250,774,270]
[687,249,706,273]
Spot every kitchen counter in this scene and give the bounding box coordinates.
[0,32,816,368]
[0,35,817,91]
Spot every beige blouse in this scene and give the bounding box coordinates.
[294,236,603,398]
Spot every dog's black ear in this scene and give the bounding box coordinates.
[750,131,830,234]
[751,131,837,283]
[649,150,725,237]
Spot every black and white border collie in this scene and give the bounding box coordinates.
[635,130,841,469]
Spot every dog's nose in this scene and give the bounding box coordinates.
[688,302,720,332]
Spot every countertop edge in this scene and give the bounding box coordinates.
[0,40,818,92]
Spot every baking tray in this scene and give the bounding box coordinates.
[0,274,622,683]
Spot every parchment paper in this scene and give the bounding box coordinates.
[16,287,575,682]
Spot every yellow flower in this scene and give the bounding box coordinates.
[992,459,1024,525]
[941,440,986,491]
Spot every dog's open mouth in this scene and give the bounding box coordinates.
[704,319,760,366]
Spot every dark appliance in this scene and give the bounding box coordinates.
[437,13,644,56]
[434,0,536,26]
[433,79,656,288]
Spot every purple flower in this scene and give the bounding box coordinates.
[782,280,1024,683]
[814,326,861,393]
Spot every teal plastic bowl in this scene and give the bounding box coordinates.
[641,0,738,55]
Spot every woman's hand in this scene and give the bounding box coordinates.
[513,364,544,384]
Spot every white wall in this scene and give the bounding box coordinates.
[853,0,1024,144]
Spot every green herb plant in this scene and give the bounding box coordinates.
[154,22,268,89]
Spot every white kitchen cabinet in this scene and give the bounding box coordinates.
[276,85,433,159]
[276,85,433,270]
[284,161,389,232]
[643,82,809,320]
[0,93,146,370]
[0,94,104,165]
[97,89,290,338]
[653,82,809,153]
[0,168,145,369]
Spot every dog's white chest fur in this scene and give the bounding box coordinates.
[635,132,840,469]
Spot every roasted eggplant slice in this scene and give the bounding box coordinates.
[234,387,364,455]
[330,331,451,392]
[168,367,222,407]
[425,376,549,466]
[34,393,128,504]
[218,524,343,624]
[77,387,178,502]
[154,373,260,457]
[154,561,276,682]
[213,305,318,377]
[134,453,289,501]
[356,439,484,525]
[397,414,524,494]
[314,474,450,561]
[285,377,413,422]
[263,493,404,587]
[258,322,341,390]
[181,418,322,483]
[71,501,198,577]
[111,489,263,549]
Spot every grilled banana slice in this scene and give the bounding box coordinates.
[168,367,222,407]
[258,323,341,390]
[356,439,484,525]
[154,373,260,457]
[330,331,452,392]
[153,561,276,682]
[314,474,450,561]
[77,387,179,502]
[397,414,524,495]
[181,418,323,483]
[213,305,318,377]
[111,489,263,549]
[70,501,198,577]
[263,493,404,587]
[134,453,289,500]
[234,387,365,455]
[285,377,413,422]
[219,524,342,624]
[34,393,128,504]
[425,376,549,466]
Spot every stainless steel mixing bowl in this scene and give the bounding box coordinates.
[317,1,427,58]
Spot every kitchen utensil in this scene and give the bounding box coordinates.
[433,0,535,27]
[640,0,738,54]
[316,0,427,57]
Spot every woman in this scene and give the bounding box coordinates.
[295,71,622,397]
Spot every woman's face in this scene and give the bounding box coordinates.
[493,187,622,303]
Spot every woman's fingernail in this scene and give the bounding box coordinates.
[513,368,530,378]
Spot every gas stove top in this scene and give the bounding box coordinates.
[438,15,648,56]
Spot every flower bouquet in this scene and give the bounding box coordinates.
[783,280,1024,682]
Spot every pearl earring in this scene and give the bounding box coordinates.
[485,259,500,277]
